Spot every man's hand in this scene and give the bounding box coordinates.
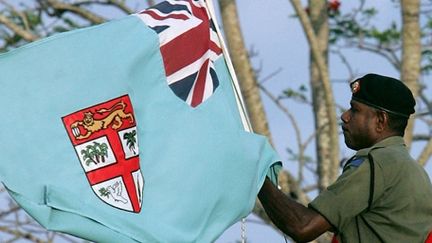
[258,177,333,242]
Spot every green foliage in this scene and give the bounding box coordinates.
[329,2,432,74]
[81,148,93,166]
[369,22,400,45]
[427,18,432,29]
[282,85,309,103]
[99,187,111,198]
[286,147,313,164]
[123,130,137,154]
[80,141,109,166]
[362,7,377,18]
[422,49,432,74]
[53,17,88,33]
[329,6,400,47]
[25,11,42,29]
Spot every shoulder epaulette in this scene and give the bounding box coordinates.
[349,157,366,168]
[343,156,366,171]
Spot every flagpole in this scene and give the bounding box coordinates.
[204,0,253,133]
[203,2,251,243]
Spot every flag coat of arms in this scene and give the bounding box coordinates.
[62,95,144,213]
[0,0,280,242]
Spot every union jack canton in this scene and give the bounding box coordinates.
[138,0,223,107]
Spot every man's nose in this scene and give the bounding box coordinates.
[341,110,349,123]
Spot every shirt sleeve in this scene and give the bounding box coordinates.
[267,161,282,186]
[308,159,375,232]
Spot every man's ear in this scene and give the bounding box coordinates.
[375,110,388,132]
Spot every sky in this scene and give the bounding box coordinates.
[0,0,430,242]
[215,0,431,242]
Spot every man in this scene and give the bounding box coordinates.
[258,73,432,243]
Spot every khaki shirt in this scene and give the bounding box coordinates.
[309,136,432,243]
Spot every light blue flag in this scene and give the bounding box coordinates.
[0,0,281,242]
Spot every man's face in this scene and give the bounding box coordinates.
[341,100,379,150]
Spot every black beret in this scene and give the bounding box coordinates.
[350,73,415,118]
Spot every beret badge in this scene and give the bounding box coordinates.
[351,80,360,94]
[349,73,416,118]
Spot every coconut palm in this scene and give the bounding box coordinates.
[81,146,96,166]
[96,142,109,163]
[81,142,109,165]
[87,143,100,163]
[123,130,137,155]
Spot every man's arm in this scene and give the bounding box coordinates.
[258,177,333,242]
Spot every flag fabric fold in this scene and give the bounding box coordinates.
[0,0,280,242]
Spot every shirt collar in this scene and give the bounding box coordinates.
[355,136,405,157]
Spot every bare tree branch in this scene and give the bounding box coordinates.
[290,0,340,172]
[420,88,432,114]
[331,48,355,79]
[258,82,324,198]
[74,0,135,15]
[0,206,20,219]
[260,67,283,84]
[418,138,432,166]
[0,14,39,41]
[0,226,46,243]
[354,41,401,70]
[41,0,106,24]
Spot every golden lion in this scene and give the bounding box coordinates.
[71,101,134,140]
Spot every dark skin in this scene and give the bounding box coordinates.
[258,178,332,242]
[258,100,401,242]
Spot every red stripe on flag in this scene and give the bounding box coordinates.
[86,157,140,185]
[159,4,210,76]
[160,23,208,75]
[191,59,209,107]
[122,172,141,212]
[142,10,189,21]
[209,41,222,55]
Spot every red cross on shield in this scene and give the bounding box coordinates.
[62,95,143,213]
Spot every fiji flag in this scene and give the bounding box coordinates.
[0,0,280,242]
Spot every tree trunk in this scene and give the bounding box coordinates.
[418,140,432,166]
[290,0,340,171]
[218,0,276,225]
[218,0,271,140]
[401,0,421,148]
[308,0,339,192]
[218,0,311,227]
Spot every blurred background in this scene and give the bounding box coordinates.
[0,0,430,242]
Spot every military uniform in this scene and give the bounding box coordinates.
[309,74,432,242]
[309,136,432,242]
